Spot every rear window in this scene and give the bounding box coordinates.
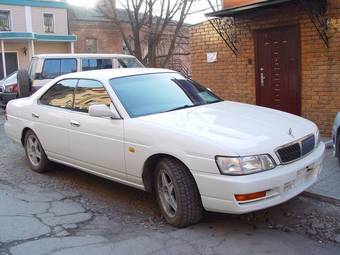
[81,58,112,71]
[41,59,77,79]
[40,79,78,108]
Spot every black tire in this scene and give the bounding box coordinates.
[154,158,203,227]
[17,69,31,98]
[24,130,53,173]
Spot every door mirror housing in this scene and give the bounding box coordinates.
[88,104,120,119]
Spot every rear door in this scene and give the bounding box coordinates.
[33,79,77,159]
[67,79,125,179]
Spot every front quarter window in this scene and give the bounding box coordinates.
[110,72,221,117]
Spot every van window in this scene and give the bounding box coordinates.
[74,79,111,113]
[40,79,77,109]
[81,59,112,71]
[41,59,77,79]
[116,57,143,68]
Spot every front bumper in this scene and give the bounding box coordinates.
[193,142,325,214]
[0,92,17,108]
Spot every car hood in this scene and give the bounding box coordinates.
[137,101,317,155]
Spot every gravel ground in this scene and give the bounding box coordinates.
[0,109,340,255]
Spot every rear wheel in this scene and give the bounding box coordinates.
[24,130,52,173]
[154,158,203,227]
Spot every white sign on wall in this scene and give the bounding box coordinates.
[207,52,217,63]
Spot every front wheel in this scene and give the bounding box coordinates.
[154,158,203,227]
[24,130,53,173]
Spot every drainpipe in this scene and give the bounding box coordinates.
[31,40,35,56]
[1,40,6,78]
[70,41,74,54]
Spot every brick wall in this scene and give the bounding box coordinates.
[190,0,340,135]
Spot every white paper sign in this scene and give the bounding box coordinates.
[207,52,217,63]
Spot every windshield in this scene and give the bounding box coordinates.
[1,71,17,82]
[109,72,222,117]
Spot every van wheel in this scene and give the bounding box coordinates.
[24,130,52,173]
[17,69,31,98]
[154,158,203,227]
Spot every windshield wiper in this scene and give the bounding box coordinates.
[164,104,202,113]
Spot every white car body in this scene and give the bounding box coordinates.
[4,68,325,214]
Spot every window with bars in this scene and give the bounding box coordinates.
[43,13,54,33]
[0,10,11,31]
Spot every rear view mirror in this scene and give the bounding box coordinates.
[88,104,120,119]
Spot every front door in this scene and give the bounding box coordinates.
[255,25,301,115]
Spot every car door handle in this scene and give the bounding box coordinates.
[70,120,80,127]
[32,113,40,119]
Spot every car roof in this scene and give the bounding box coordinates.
[33,53,137,59]
[57,68,177,80]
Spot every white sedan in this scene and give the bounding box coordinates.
[4,68,325,227]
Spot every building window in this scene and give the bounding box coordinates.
[0,10,11,31]
[85,39,98,53]
[43,13,54,33]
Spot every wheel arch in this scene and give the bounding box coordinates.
[21,127,33,146]
[142,153,197,193]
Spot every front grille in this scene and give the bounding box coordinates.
[276,135,315,164]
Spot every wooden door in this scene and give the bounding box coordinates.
[255,25,301,115]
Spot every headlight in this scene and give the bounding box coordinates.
[215,154,276,175]
[315,128,320,147]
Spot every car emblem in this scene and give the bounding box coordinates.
[288,128,294,138]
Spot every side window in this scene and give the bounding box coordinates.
[42,59,60,79]
[40,79,77,109]
[61,59,77,75]
[81,58,112,71]
[42,59,77,79]
[74,79,111,113]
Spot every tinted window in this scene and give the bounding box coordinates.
[61,59,77,74]
[81,59,112,71]
[42,59,77,79]
[116,57,143,68]
[110,73,221,117]
[40,79,77,108]
[74,79,111,113]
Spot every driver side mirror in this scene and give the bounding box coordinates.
[88,104,120,119]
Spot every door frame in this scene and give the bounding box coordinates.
[254,24,302,116]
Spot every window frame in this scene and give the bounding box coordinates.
[41,58,77,80]
[73,78,113,113]
[0,10,12,31]
[39,78,78,110]
[43,12,55,33]
[85,38,98,53]
[39,78,122,118]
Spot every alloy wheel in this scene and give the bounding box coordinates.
[157,170,178,218]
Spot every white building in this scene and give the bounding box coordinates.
[0,0,77,78]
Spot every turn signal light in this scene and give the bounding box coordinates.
[235,191,266,202]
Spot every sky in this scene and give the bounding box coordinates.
[65,0,218,24]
